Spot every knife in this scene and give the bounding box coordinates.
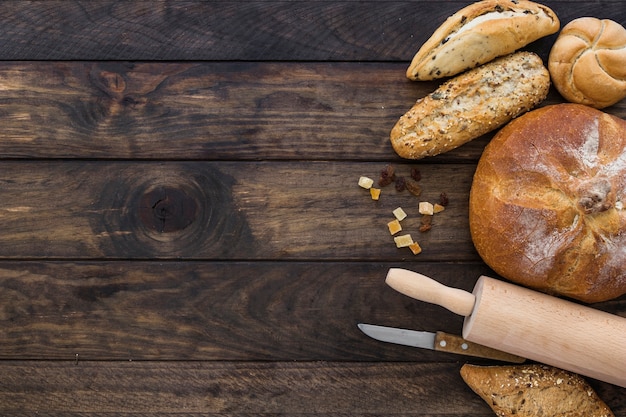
[358,323,525,363]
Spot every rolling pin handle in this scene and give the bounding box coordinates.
[385,268,475,316]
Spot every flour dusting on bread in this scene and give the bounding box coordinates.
[470,104,626,302]
[579,119,600,169]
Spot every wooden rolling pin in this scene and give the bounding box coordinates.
[386,268,626,387]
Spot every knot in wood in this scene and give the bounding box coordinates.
[139,187,198,233]
[97,70,127,96]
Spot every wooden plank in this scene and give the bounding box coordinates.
[0,361,507,415]
[0,260,623,361]
[0,61,486,161]
[0,61,623,161]
[0,1,623,61]
[0,61,411,160]
[0,160,477,260]
[0,361,623,415]
[0,260,481,360]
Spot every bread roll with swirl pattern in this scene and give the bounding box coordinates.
[548,17,626,109]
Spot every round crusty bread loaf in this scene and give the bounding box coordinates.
[469,104,626,303]
[548,17,626,109]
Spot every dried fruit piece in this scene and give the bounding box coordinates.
[405,178,422,196]
[365,165,450,256]
[359,176,374,189]
[419,201,434,215]
[410,167,421,181]
[378,164,396,187]
[395,176,406,192]
[394,234,414,248]
[387,219,402,235]
[409,242,422,255]
[419,215,433,232]
[392,207,407,221]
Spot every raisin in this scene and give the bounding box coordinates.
[405,178,422,196]
[378,164,396,187]
[419,215,432,232]
[410,167,421,181]
[379,174,393,187]
[395,176,406,192]
[439,192,449,206]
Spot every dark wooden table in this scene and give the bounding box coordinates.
[0,1,624,415]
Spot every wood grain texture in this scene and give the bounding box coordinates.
[0,161,476,260]
[0,1,623,61]
[0,0,625,414]
[0,261,484,360]
[0,61,623,161]
[0,361,623,416]
[0,260,623,361]
[0,61,415,160]
[0,361,517,415]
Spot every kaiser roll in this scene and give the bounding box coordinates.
[469,104,626,303]
[548,17,626,109]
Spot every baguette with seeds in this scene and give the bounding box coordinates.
[390,51,549,159]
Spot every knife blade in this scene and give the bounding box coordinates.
[358,323,525,363]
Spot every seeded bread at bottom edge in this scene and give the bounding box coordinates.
[460,364,614,417]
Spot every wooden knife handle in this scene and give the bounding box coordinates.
[434,332,525,363]
[385,268,475,316]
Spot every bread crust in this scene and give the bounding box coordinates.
[460,364,615,417]
[469,103,626,303]
[407,0,559,81]
[391,51,550,160]
[548,17,626,109]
